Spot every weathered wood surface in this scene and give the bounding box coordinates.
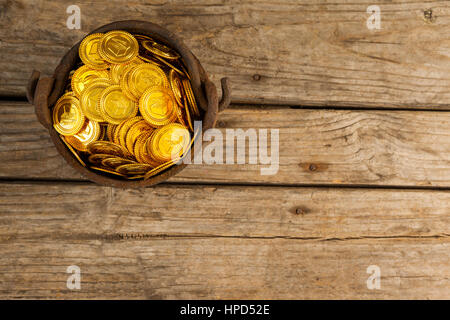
[2,0,450,109]
[1,101,450,187]
[0,183,448,299]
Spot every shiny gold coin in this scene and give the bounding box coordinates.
[65,119,101,152]
[117,116,143,148]
[60,135,87,167]
[139,87,177,127]
[53,93,85,136]
[127,63,168,98]
[101,156,136,169]
[136,132,161,167]
[110,57,143,84]
[98,85,138,124]
[106,124,118,142]
[169,69,184,107]
[88,154,114,165]
[126,120,153,153]
[116,163,152,175]
[79,33,109,70]
[71,66,109,97]
[90,166,127,177]
[80,78,112,122]
[148,123,191,162]
[182,78,200,117]
[99,30,139,64]
[87,141,127,157]
[119,63,140,101]
[141,39,180,60]
[133,131,153,164]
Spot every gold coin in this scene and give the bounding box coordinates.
[169,69,184,107]
[126,120,153,153]
[133,131,153,164]
[79,33,109,70]
[116,163,152,175]
[101,156,136,169]
[110,57,143,84]
[98,85,138,124]
[106,124,117,141]
[99,30,139,64]
[136,132,161,167]
[60,135,87,167]
[182,78,200,117]
[148,123,191,162]
[71,65,109,97]
[53,93,85,136]
[80,78,112,122]
[87,141,127,157]
[65,119,101,152]
[141,39,180,60]
[127,63,168,98]
[88,153,114,165]
[90,166,127,178]
[117,116,143,148]
[139,87,177,127]
[119,63,140,101]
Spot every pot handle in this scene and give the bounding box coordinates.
[218,77,231,112]
[27,70,54,130]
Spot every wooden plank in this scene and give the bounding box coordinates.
[2,1,450,109]
[1,101,450,187]
[0,183,448,299]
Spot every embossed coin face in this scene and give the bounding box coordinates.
[65,119,101,151]
[53,93,85,136]
[79,33,109,70]
[149,123,191,162]
[71,65,109,97]
[139,87,177,127]
[128,63,168,98]
[99,85,138,124]
[99,31,139,64]
[80,79,112,122]
[142,39,180,60]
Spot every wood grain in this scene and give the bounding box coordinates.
[0,182,448,299]
[2,1,450,109]
[1,102,450,187]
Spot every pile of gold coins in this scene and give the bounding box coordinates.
[52,30,200,180]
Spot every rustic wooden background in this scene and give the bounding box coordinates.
[0,0,449,299]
